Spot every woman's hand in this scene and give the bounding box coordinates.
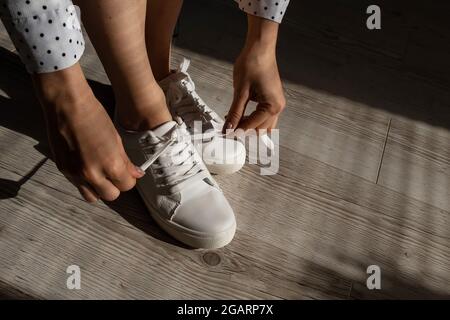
[34,64,144,203]
[224,15,286,133]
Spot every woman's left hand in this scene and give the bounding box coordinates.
[223,15,286,133]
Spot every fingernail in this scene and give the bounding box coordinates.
[136,166,146,176]
[223,122,233,134]
[234,128,246,139]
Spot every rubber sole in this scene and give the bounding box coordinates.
[137,186,236,249]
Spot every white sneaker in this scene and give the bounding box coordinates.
[118,120,236,249]
[159,58,246,175]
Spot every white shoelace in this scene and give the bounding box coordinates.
[165,60,223,131]
[138,122,205,189]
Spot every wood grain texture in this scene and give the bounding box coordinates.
[0,126,352,299]
[1,123,448,299]
[377,117,450,211]
[167,51,390,183]
[1,0,450,300]
[175,1,392,182]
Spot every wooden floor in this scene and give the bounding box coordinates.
[0,0,449,299]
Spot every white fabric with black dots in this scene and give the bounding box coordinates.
[0,0,85,74]
[0,0,289,74]
[235,0,290,23]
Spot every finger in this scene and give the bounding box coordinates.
[256,117,273,132]
[106,162,137,192]
[270,116,279,131]
[78,183,99,203]
[256,115,278,133]
[223,89,250,133]
[63,173,96,201]
[256,126,270,136]
[107,174,136,193]
[126,158,145,179]
[237,107,269,131]
[66,174,99,203]
[117,137,145,179]
[91,178,121,202]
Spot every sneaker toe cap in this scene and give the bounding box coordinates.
[171,188,236,234]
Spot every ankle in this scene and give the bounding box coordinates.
[154,70,172,82]
[152,65,172,82]
[117,112,173,131]
[115,85,173,131]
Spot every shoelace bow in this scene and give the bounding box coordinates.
[138,123,204,188]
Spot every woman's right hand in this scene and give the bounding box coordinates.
[33,64,144,202]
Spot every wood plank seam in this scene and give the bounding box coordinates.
[376,118,392,184]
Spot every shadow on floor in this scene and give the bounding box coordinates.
[1,1,449,297]
[0,157,47,199]
[302,260,450,299]
[0,280,36,300]
[0,47,189,250]
[176,0,450,129]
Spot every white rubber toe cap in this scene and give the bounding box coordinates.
[172,187,235,234]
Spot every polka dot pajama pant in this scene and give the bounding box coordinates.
[0,0,289,74]
[235,0,290,23]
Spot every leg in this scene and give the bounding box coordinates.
[75,0,172,130]
[145,0,184,81]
